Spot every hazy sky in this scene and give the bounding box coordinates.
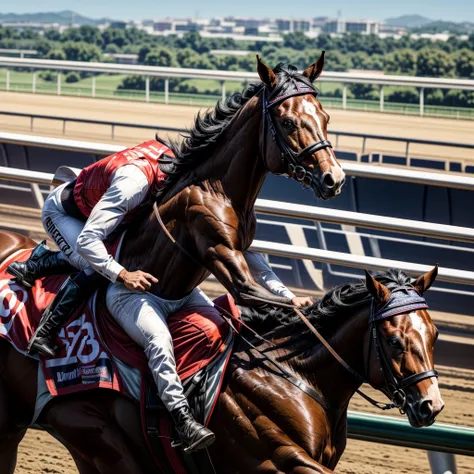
[1,0,472,22]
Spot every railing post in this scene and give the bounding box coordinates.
[164,78,169,105]
[92,76,96,98]
[6,69,10,91]
[57,72,61,96]
[30,116,34,131]
[221,81,226,101]
[362,137,367,155]
[342,84,347,110]
[32,71,36,93]
[62,120,67,135]
[427,452,457,474]
[145,77,150,103]
[111,124,115,140]
[379,85,384,112]
[419,87,424,117]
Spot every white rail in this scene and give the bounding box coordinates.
[1,164,473,286]
[1,57,474,91]
[2,132,474,190]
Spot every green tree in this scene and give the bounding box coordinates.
[453,48,474,78]
[46,49,67,61]
[34,39,53,57]
[283,32,310,51]
[144,48,178,68]
[105,43,121,54]
[102,28,127,48]
[44,29,61,41]
[416,48,455,77]
[349,83,379,100]
[324,51,350,72]
[387,88,419,104]
[176,32,210,54]
[62,42,102,62]
[384,49,416,74]
[65,71,81,83]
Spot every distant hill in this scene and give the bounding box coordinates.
[410,20,474,35]
[0,10,113,26]
[384,15,433,28]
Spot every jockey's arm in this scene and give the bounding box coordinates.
[244,251,313,307]
[76,165,157,290]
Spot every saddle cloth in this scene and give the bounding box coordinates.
[0,248,239,473]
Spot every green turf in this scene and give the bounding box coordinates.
[0,69,472,120]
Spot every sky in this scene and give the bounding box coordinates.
[1,0,473,23]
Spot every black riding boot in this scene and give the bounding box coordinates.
[27,271,101,357]
[171,405,215,453]
[7,240,75,288]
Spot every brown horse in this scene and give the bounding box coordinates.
[0,230,443,473]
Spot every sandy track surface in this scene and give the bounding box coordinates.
[1,92,473,163]
[14,365,474,473]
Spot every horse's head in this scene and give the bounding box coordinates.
[364,267,444,427]
[257,52,345,200]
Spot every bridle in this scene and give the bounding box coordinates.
[260,82,333,192]
[365,286,438,412]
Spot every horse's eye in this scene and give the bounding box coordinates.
[387,336,402,350]
[282,119,295,131]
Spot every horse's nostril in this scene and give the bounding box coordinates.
[419,400,434,419]
[321,172,336,189]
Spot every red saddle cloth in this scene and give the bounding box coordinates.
[0,248,234,395]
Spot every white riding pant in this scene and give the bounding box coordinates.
[106,283,215,412]
[41,182,92,273]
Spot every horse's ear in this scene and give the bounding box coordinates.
[364,270,391,305]
[256,55,278,89]
[413,265,439,294]
[303,51,325,83]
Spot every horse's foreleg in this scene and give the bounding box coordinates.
[45,393,144,474]
[0,429,26,474]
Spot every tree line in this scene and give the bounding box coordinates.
[1,26,473,106]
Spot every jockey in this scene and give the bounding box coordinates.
[7,140,312,452]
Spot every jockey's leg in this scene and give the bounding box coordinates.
[21,183,103,357]
[106,284,216,453]
[28,269,103,357]
[7,182,87,287]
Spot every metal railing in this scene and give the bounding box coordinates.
[1,56,474,115]
[347,410,474,457]
[1,164,473,287]
[2,111,474,161]
[2,132,474,190]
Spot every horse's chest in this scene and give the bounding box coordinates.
[238,213,257,250]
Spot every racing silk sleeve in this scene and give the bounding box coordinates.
[244,251,296,299]
[76,165,150,282]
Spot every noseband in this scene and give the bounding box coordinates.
[261,82,333,190]
[368,286,438,412]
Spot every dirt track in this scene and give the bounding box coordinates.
[1,91,473,163]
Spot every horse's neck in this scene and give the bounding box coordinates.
[120,95,266,278]
[198,94,267,212]
[277,309,369,414]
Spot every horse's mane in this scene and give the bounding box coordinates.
[156,63,317,203]
[240,269,412,340]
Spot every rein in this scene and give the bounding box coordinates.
[152,202,437,412]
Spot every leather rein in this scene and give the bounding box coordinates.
[152,203,437,413]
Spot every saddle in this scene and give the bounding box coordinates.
[0,248,238,473]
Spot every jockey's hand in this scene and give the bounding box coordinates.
[118,269,158,292]
[291,296,313,307]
